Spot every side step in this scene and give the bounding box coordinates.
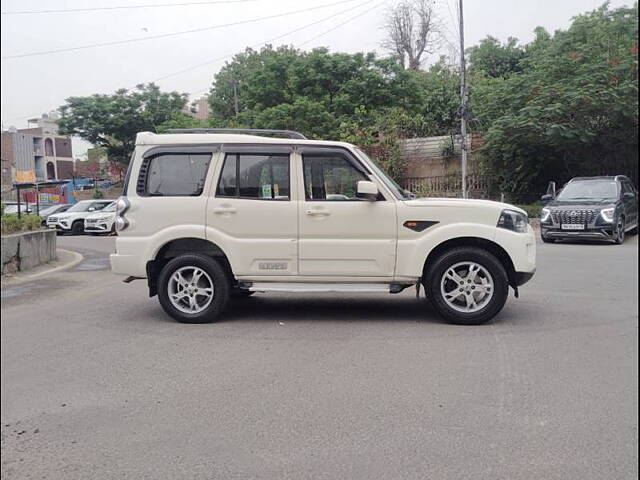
[243,282,412,294]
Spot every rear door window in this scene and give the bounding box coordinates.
[216,154,290,200]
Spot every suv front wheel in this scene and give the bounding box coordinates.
[424,247,509,325]
[157,254,230,323]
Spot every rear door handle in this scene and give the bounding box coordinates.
[213,206,237,214]
[306,208,330,216]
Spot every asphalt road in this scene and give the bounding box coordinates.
[1,234,638,480]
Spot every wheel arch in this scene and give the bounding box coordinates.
[146,237,234,297]
[422,236,518,288]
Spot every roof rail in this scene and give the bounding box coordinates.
[165,128,307,140]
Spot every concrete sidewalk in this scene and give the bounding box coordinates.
[0,248,83,286]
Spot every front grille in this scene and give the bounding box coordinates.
[48,217,57,222]
[552,209,597,225]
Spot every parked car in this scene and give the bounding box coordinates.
[47,199,113,235]
[3,203,34,215]
[84,201,116,235]
[540,176,638,244]
[111,128,536,325]
[39,204,71,225]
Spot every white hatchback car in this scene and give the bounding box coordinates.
[84,201,117,235]
[111,129,536,325]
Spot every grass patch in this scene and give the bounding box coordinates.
[516,202,543,218]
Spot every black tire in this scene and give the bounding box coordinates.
[71,220,84,235]
[231,289,255,298]
[423,247,510,325]
[157,254,231,324]
[614,216,625,244]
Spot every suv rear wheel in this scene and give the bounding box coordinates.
[424,247,509,325]
[158,254,230,323]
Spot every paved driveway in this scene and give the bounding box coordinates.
[1,234,637,479]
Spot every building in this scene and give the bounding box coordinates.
[0,112,75,188]
[182,96,210,121]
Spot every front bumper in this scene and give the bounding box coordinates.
[84,222,112,232]
[514,270,535,286]
[541,226,615,241]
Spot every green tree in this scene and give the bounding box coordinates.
[472,3,638,193]
[467,36,525,78]
[58,83,188,164]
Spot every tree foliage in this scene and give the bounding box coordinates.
[471,3,638,193]
[467,36,525,78]
[58,84,188,164]
[207,46,459,144]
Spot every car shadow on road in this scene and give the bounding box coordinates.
[216,294,449,325]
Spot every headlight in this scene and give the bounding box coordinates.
[540,208,551,223]
[600,208,615,223]
[497,209,529,233]
[115,216,129,231]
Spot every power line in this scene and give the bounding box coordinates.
[1,0,256,15]
[297,0,385,47]
[1,0,361,60]
[152,0,374,83]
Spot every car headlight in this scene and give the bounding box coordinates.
[540,208,551,223]
[600,208,615,223]
[498,209,529,233]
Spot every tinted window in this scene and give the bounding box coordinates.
[302,154,367,200]
[146,153,211,196]
[622,181,635,195]
[217,154,290,200]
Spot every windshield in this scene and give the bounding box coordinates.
[354,148,408,200]
[66,201,94,212]
[556,180,619,201]
[39,205,60,216]
[103,202,117,212]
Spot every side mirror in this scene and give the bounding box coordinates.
[88,207,95,211]
[541,194,554,202]
[356,180,378,201]
[545,181,556,199]
[623,192,636,199]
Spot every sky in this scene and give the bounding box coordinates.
[0,0,633,157]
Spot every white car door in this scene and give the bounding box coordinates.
[296,147,397,278]
[206,146,298,277]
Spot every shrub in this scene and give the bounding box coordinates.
[1,213,44,234]
[516,202,543,218]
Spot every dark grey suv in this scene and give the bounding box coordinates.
[540,176,638,244]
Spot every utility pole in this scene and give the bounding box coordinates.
[458,0,468,199]
[232,80,239,118]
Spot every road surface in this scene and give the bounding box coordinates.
[1,234,638,479]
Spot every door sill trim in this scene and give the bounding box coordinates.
[244,282,411,294]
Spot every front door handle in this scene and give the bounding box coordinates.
[213,206,237,214]
[306,208,331,216]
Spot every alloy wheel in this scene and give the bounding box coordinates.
[168,266,215,314]
[440,261,495,313]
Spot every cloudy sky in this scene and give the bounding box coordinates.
[0,0,631,155]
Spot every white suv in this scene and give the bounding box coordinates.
[47,199,113,235]
[111,129,536,325]
[84,201,117,235]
